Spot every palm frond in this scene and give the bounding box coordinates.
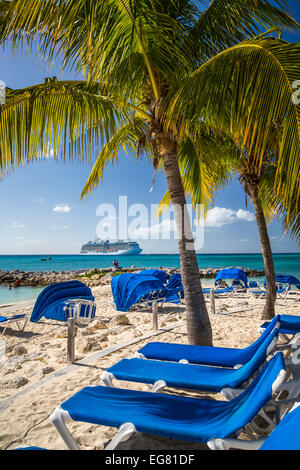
[169,38,300,217]
[0,78,124,174]
[157,129,234,218]
[187,0,299,62]
[81,116,151,198]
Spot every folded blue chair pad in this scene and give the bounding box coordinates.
[30,281,94,322]
[30,281,86,320]
[138,269,167,284]
[137,315,280,367]
[106,329,278,392]
[260,404,300,450]
[111,273,180,312]
[0,314,25,323]
[60,353,285,443]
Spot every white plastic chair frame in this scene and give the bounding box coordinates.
[63,299,95,325]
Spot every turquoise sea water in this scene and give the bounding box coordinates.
[0,253,299,305]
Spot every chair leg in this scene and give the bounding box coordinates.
[105,423,136,450]
[50,407,80,450]
[208,437,264,451]
[101,371,115,387]
[150,380,167,393]
[133,352,146,359]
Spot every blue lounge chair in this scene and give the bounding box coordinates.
[202,286,236,295]
[209,402,300,450]
[260,314,300,337]
[202,268,248,296]
[101,328,279,393]
[0,314,27,335]
[50,353,286,450]
[249,274,299,299]
[135,315,281,367]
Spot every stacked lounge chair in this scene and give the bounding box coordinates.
[48,312,300,450]
[50,352,290,450]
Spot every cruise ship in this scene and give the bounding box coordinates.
[80,239,142,255]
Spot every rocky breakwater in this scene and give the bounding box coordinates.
[0,265,265,288]
[0,267,137,288]
[199,267,265,278]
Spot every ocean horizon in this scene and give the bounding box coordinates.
[0,252,299,306]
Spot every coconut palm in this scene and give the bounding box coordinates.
[0,1,299,344]
[167,125,299,320]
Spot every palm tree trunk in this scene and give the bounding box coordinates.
[161,141,213,345]
[250,187,276,319]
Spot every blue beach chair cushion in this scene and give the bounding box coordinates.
[137,315,280,367]
[105,328,278,392]
[260,404,300,450]
[58,353,285,444]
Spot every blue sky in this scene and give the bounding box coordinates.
[0,1,300,255]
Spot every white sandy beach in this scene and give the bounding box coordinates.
[0,284,299,450]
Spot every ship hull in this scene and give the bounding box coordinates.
[80,247,142,256]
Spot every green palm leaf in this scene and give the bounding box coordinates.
[81,116,152,197]
[0,78,123,173]
[169,37,300,213]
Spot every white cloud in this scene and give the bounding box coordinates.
[205,207,236,228]
[10,222,26,229]
[53,204,71,213]
[236,209,256,222]
[239,238,250,242]
[204,207,255,228]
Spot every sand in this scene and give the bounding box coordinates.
[0,285,299,450]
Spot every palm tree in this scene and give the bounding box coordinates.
[163,120,300,320]
[0,1,299,344]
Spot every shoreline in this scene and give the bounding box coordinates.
[0,266,265,288]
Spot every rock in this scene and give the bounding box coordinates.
[89,320,108,330]
[12,345,28,356]
[7,376,28,389]
[80,320,108,336]
[56,326,78,338]
[110,314,130,326]
[41,366,54,376]
[76,335,107,354]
